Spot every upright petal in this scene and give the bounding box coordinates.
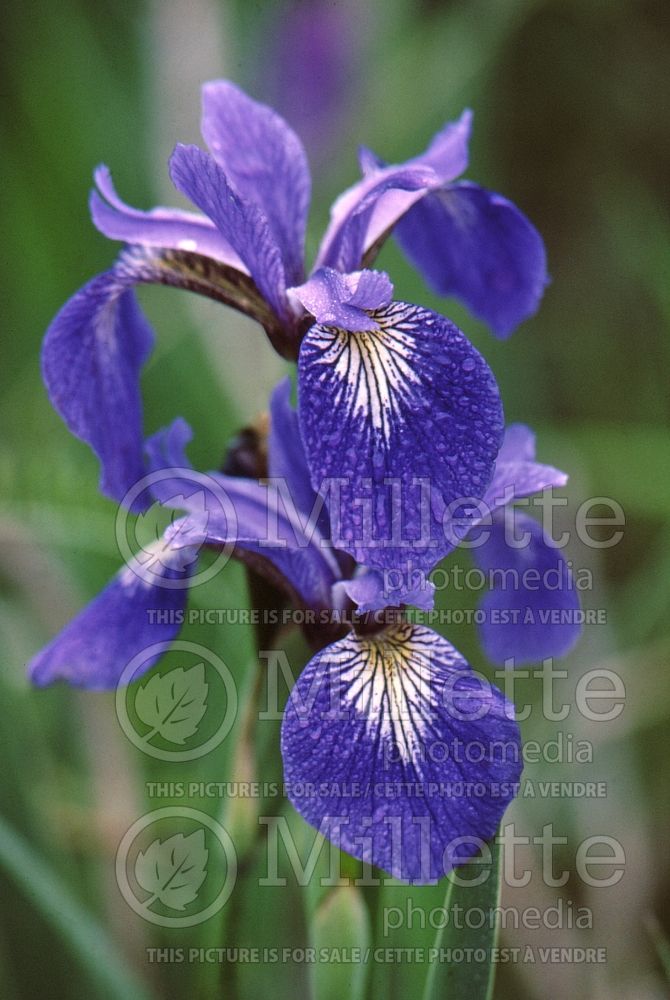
[169,144,289,322]
[394,181,548,338]
[28,527,198,690]
[201,80,311,285]
[474,512,582,665]
[281,623,522,883]
[41,271,153,504]
[298,302,504,572]
[315,110,471,272]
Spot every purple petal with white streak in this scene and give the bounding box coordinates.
[281,623,521,882]
[298,301,504,572]
[316,110,471,272]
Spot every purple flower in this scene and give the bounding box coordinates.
[29,380,581,882]
[42,81,546,575]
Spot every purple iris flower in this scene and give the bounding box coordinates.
[42,81,547,577]
[29,379,578,882]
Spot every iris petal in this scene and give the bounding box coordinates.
[281,622,522,882]
[28,529,198,690]
[41,271,154,504]
[201,80,311,285]
[298,302,504,572]
[395,181,548,338]
[483,423,568,513]
[169,143,289,323]
[474,512,582,665]
[316,110,472,272]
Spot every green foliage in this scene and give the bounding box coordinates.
[1,0,668,996]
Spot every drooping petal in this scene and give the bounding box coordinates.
[201,80,311,285]
[483,423,567,514]
[169,143,289,322]
[281,622,522,883]
[298,302,504,573]
[289,267,393,332]
[145,420,340,611]
[91,165,246,268]
[41,271,154,505]
[473,512,582,665]
[394,181,548,338]
[315,110,471,272]
[28,526,199,690]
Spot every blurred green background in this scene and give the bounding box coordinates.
[1,0,669,997]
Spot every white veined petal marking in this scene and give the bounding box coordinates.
[331,623,449,763]
[308,304,422,446]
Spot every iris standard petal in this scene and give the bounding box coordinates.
[298,302,504,572]
[474,512,582,665]
[268,377,323,525]
[315,110,472,272]
[169,143,290,323]
[394,181,548,338]
[201,80,311,285]
[281,622,522,882]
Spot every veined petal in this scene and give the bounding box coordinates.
[169,144,290,322]
[28,527,198,690]
[201,80,311,285]
[298,302,504,572]
[41,271,153,504]
[483,423,567,514]
[281,622,522,883]
[474,512,582,665]
[395,181,549,338]
[315,110,471,272]
[91,165,246,268]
